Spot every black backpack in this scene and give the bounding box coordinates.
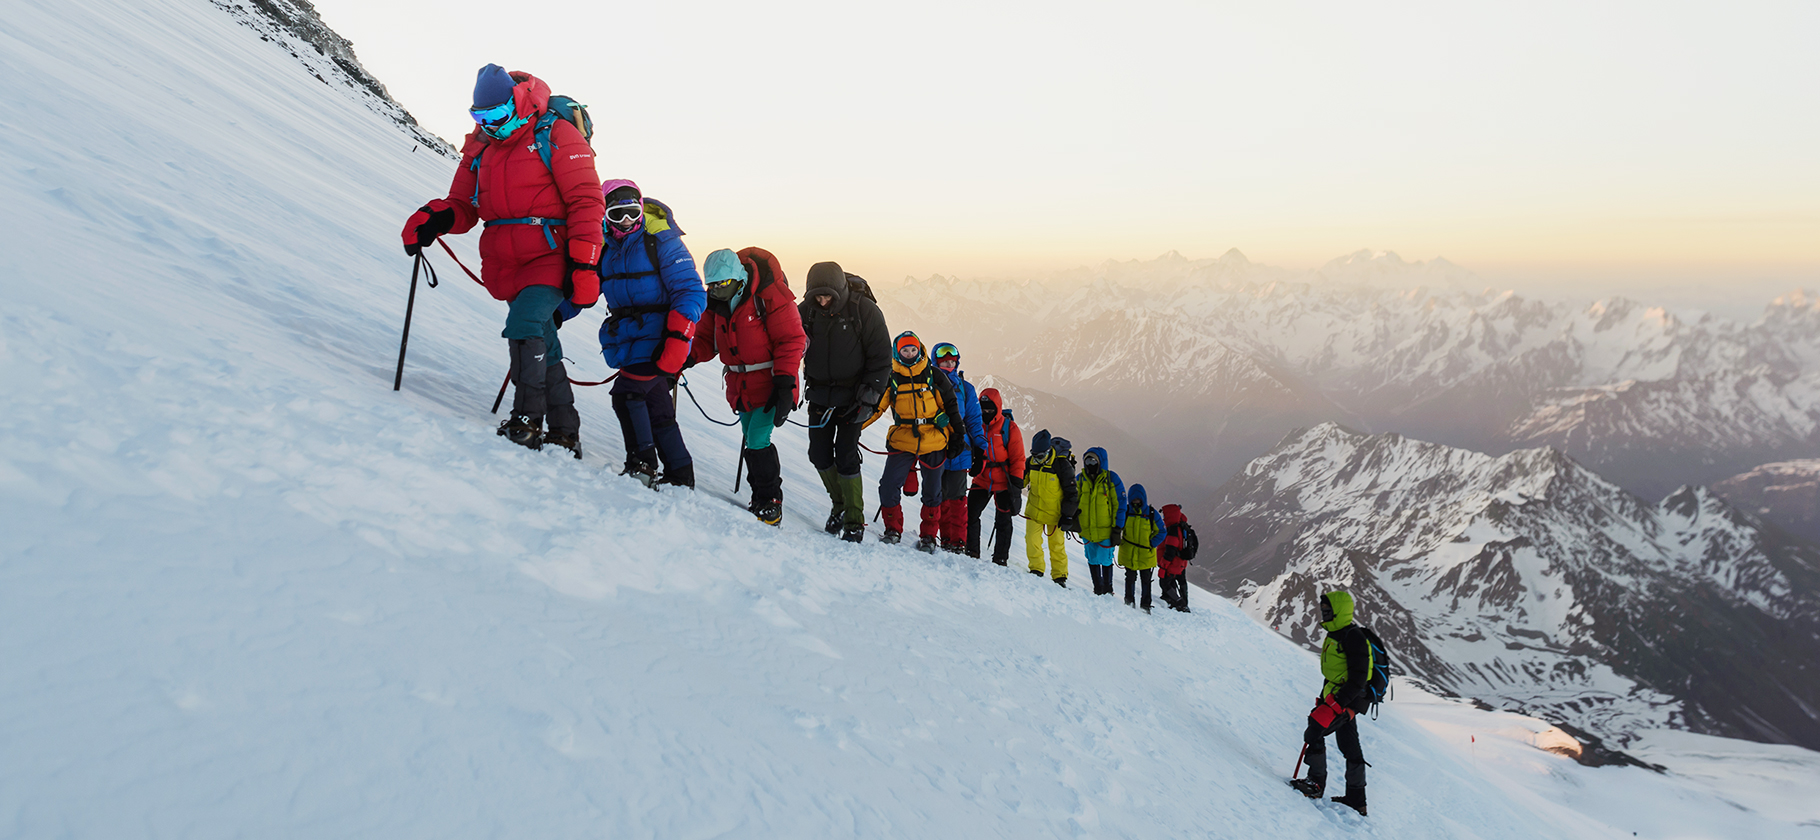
[1179,522,1199,562]
[1355,624,1394,715]
[844,273,878,304]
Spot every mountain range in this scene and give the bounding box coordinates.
[1194,423,1820,750]
[875,253,1820,512]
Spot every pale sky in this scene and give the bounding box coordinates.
[314,0,1819,298]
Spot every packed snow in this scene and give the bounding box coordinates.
[2,0,1817,837]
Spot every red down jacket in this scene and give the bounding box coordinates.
[689,247,807,412]
[424,72,604,305]
[971,388,1026,492]
[1159,504,1190,576]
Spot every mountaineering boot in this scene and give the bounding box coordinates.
[1331,787,1367,817]
[656,462,695,490]
[1288,778,1323,799]
[498,414,543,450]
[543,429,582,460]
[915,535,939,553]
[753,498,783,526]
[1030,569,1044,577]
[880,505,904,545]
[841,523,865,543]
[943,540,965,555]
[818,468,844,533]
[993,557,1007,566]
[1054,577,1066,588]
[881,530,903,545]
[622,448,659,488]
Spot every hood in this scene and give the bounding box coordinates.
[488,71,551,143]
[891,332,928,377]
[1321,591,1355,632]
[1128,483,1148,509]
[702,248,747,310]
[980,388,1005,414]
[1161,504,1185,526]
[1084,446,1110,473]
[805,262,849,311]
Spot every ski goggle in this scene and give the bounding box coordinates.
[932,342,959,360]
[469,101,515,125]
[605,203,643,226]
[706,278,742,301]
[1083,452,1100,468]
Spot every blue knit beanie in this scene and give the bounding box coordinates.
[473,64,516,108]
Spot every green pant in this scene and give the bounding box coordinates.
[739,407,776,450]
[502,284,563,364]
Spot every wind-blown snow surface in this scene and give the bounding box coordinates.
[3,1,1819,837]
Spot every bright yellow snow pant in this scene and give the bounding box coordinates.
[1026,522,1068,580]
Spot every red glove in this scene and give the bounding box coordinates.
[1309,694,1353,731]
[655,310,698,375]
[904,469,918,495]
[401,203,454,256]
[566,240,601,306]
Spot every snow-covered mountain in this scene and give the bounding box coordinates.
[1195,424,1820,750]
[6,1,1820,836]
[1714,459,1820,544]
[877,254,1820,505]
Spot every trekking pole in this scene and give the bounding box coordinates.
[1292,744,1308,780]
[490,371,511,414]
[393,253,438,391]
[733,445,745,493]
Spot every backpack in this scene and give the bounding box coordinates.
[738,247,789,320]
[844,273,878,304]
[1179,522,1199,562]
[1354,623,1394,715]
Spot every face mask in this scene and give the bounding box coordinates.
[981,404,998,424]
[1320,599,1335,623]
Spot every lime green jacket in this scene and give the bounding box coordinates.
[1319,591,1373,703]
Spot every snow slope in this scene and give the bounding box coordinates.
[3,1,1818,837]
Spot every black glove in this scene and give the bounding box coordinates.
[552,309,564,329]
[1061,512,1079,534]
[402,205,454,256]
[945,434,964,458]
[1109,525,1123,548]
[766,374,796,412]
[850,404,876,425]
[969,458,984,478]
[1008,493,1022,516]
[1010,475,1024,492]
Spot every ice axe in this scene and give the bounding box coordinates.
[393,253,438,391]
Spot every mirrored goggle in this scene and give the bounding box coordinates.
[706,279,741,299]
[605,204,643,224]
[932,343,959,359]
[469,101,514,125]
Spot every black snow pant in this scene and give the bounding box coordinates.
[1124,568,1153,609]
[611,369,690,470]
[1160,571,1189,610]
[806,405,864,477]
[1303,713,1366,796]
[968,487,1019,561]
[509,338,578,435]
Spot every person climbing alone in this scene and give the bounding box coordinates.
[930,343,987,554]
[688,247,806,524]
[558,180,704,488]
[1117,484,1165,612]
[400,64,602,457]
[1022,430,1078,585]
[865,332,963,551]
[1076,447,1127,596]
[1158,504,1197,612]
[966,388,1025,563]
[1289,591,1374,816]
[799,261,891,542]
